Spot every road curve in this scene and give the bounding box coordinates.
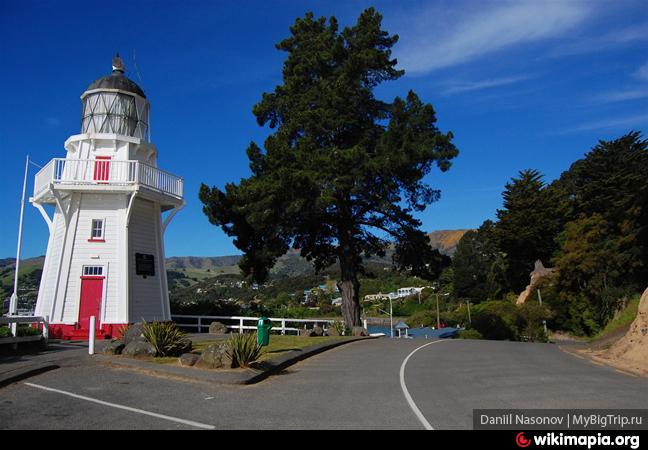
[1,338,646,429]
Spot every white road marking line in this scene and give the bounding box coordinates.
[24,382,216,430]
[399,340,448,430]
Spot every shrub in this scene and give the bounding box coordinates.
[329,320,350,336]
[226,333,263,368]
[0,327,11,338]
[457,329,483,340]
[141,321,191,357]
[15,326,42,337]
[116,324,130,340]
[471,301,520,340]
[408,310,436,327]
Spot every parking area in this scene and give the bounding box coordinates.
[1,338,647,430]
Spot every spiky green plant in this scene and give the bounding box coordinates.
[116,324,130,340]
[226,333,263,368]
[141,321,191,357]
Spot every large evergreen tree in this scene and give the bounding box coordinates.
[453,220,507,303]
[552,131,648,287]
[494,169,563,292]
[199,9,458,327]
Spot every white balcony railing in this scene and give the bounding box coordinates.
[33,158,183,199]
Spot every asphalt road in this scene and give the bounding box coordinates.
[1,339,646,429]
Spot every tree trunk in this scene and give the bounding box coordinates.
[339,254,361,328]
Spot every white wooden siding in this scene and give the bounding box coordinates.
[129,197,165,321]
[34,206,66,318]
[60,194,125,324]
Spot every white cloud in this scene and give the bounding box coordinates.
[547,23,648,57]
[591,89,648,104]
[557,113,648,134]
[442,75,531,94]
[635,61,648,81]
[394,1,590,75]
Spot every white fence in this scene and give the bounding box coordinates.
[33,158,183,199]
[171,315,335,335]
[0,316,49,345]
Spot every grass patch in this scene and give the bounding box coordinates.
[147,335,351,365]
[590,295,641,342]
[258,335,349,361]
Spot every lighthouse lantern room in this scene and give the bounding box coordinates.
[31,55,184,340]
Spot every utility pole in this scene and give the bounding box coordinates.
[436,292,440,330]
[466,300,471,325]
[537,289,548,336]
[389,297,393,338]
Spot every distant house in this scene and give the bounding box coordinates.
[332,297,343,306]
[364,293,390,302]
[397,287,424,298]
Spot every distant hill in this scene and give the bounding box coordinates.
[166,256,242,271]
[1,229,470,300]
[427,229,471,256]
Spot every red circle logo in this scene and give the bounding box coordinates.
[516,432,532,448]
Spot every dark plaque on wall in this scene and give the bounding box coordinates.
[135,253,155,277]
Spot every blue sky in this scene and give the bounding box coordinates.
[1,0,647,259]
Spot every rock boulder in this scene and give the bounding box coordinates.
[122,340,157,358]
[179,353,200,367]
[103,340,125,355]
[208,321,228,335]
[196,343,233,369]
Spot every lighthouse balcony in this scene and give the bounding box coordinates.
[32,158,183,207]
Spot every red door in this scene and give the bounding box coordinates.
[93,156,111,182]
[79,276,104,333]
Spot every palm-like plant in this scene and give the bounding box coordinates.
[226,333,263,368]
[141,321,191,357]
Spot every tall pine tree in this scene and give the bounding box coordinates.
[199,9,458,327]
[494,169,563,292]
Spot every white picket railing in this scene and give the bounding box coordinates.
[33,158,183,199]
[171,315,335,335]
[0,315,49,346]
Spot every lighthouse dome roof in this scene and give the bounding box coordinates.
[85,54,145,98]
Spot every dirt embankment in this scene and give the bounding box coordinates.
[576,287,648,377]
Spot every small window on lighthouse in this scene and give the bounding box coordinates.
[90,219,105,240]
[83,266,104,276]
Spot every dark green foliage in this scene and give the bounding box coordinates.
[553,131,648,287]
[452,220,507,302]
[494,169,563,292]
[457,329,483,340]
[15,326,42,337]
[517,302,552,342]
[547,132,648,334]
[470,301,519,341]
[199,9,458,327]
[0,327,11,338]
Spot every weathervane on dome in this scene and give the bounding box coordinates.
[112,52,125,73]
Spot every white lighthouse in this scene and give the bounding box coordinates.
[31,54,184,340]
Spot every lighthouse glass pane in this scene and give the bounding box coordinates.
[81,92,148,139]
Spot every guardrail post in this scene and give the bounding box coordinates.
[281,319,286,335]
[239,318,244,334]
[197,316,202,333]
